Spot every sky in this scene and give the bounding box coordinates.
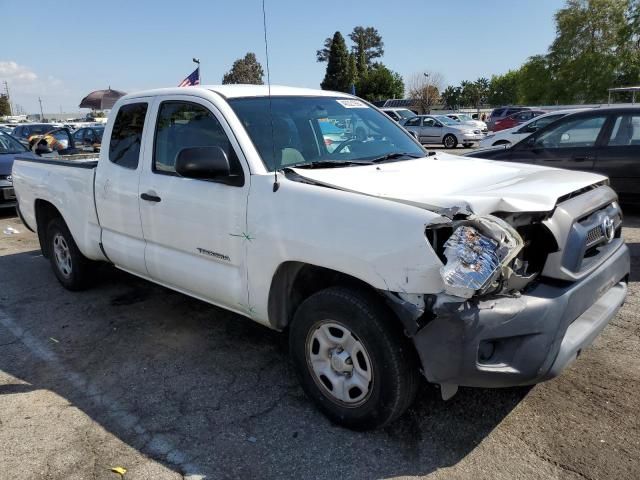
[1,0,565,114]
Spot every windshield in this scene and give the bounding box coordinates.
[396,109,415,119]
[435,115,459,126]
[228,96,425,170]
[0,132,27,154]
[457,114,473,122]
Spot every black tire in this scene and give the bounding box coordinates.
[47,217,93,291]
[443,134,458,149]
[289,286,420,430]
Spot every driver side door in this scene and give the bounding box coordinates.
[420,117,441,143]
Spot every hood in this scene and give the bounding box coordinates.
[289,153,607,215]
[0,151,37,176]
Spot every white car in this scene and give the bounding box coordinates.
[446,113,488,132]
[12,85,629,430]
[381,107,416,122]
[478,109,586,148]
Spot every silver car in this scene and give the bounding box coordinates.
[446,113,488,133]
[401,115,485,148]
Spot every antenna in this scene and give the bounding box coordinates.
[262,0,279,192]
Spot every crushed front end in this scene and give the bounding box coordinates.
[393,184,630,399]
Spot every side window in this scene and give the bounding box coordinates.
[422,118,436,127]
[405,117,421,127]
[608,114,640,146]
[109,102,148,169]
[153,101,242,180]
[491,109,504,118]
[534,116,607,149]
[73,129,84,141]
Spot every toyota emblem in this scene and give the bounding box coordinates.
[601,216,615,243]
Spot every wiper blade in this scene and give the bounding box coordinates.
[284,159,374,169]
[369,152,424,163]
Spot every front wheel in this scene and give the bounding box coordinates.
[443,134,458,149]
[289,286,420,430]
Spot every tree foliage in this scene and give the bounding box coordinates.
[407,71,444,113]
[222,52,264,85]
[321,32,352,92]
[0,95,10,116]
[349,26,384,68]
[440,86,461,109]
[356,63,404,101]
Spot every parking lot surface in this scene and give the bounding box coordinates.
[0,208,638,480]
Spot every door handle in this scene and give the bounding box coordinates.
[140,192,161,202]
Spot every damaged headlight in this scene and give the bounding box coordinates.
[437,216,524,299]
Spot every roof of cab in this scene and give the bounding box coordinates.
[121,84,353,101]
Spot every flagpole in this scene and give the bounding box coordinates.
[193,57,201,84]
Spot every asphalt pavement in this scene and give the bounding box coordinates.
[0,206,638,480]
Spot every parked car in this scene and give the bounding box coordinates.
[478,110,585,148]
[0,125,15,135]
[486,106,531,131]
[446,113,488,132]
[28,127,81,156]
[493,110,546,132]
[11,123,61,148]
[466,107,640,204]
[73,126,105,152]
[381,108,416,122]
[13,85,629,430]
[401,114,484,148]
[0,131,37,208]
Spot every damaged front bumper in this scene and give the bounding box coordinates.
[410,242,629,396]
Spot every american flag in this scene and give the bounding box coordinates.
[178,68,200,87]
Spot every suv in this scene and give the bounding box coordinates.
[487,107,530,132]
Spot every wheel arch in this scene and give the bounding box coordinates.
[34,198,65,258]
[267,261,388,331]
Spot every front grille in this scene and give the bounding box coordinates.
[585,225,605,247]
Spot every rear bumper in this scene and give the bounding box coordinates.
[412,243,630,389]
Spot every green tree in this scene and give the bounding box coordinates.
[348,26,384,67]
[460,78,489,108]
[316,37,333,62]
[488,71,521,106]
[0,95,10,116]
[222,52,264,85]
[440,86,462,109]
[547,0,631,103]
[356,64,404,101]
[518,55,553,104]
[321,32,352,92]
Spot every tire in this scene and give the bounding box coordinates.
[47,217,93,291]
[289,286,420,430]
[443,134,458,149]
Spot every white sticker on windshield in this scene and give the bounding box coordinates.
[336,99,368,109]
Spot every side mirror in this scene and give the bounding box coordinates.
[175,146,231,180]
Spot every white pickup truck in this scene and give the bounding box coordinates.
[12,85,630,430]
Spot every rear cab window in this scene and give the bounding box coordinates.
[109,102,148,169]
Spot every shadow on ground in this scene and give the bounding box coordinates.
[0,250,528,479]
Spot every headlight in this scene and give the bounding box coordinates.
[438,216,524,299]
[463,129,475,134]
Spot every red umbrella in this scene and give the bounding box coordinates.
[79,87,126,110]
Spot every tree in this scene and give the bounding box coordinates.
[440,86,462,109]
[348,26,384,67]
[321,32,352,92]
[488,71,521,106]
[0,95,10,116]
[316,37,333,62]
[407,71,444,113]
[518,55,553,105]
[356,64,404,101]
[460,78,490,109]
[222,52,264,85]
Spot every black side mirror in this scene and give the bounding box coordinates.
[175,146,231,181]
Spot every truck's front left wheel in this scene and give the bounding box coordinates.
[47,218,93,291]
[289,286,420,430]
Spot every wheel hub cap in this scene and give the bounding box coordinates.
[52,233,72,278]
[306,321,373,406]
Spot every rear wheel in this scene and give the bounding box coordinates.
[443,134,458,149]
[289,286,420,430]
[47,217,93,291]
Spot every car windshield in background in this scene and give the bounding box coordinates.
[228,96,425,171]
[94,128,105,140]
[457,114,473,122]
[435,115,460,126]
[0,132,27,154]
[396,109,415,119]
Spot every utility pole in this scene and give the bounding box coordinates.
[423,72,430,114]
[2,81,11,115]
[38,97,44,121]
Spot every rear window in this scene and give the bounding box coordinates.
[109,103,148,169]
[490,109,505,118]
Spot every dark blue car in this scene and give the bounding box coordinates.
[0,131,37,209]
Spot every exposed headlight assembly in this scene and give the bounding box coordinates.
[439,216,524,299]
